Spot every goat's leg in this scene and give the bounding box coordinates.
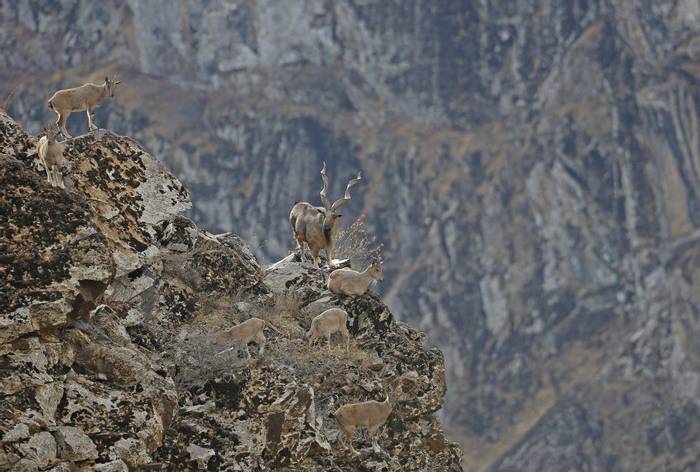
[371,435,381,454]
[339,323,351,351]
[327,334,332,353]
[339,428,358,455]
[57,112,72,138]
[325,245,335,268]
[348,434,359,456]
[87,108,97,131]
[296,238,310,262]
[51,166,61,187]
[244,344,251,359]
[368,426,383,453]
[255,332,266,355]
[55,167,64,189]
[42,158,52,184]
[311,248,321,268]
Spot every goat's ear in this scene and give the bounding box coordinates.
[105,76,109,83]
[114,80,121,85]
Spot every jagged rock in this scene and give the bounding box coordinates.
[186,444,215,469]
[34,383,64,425]
[93,460,129,472]
[264,256,327,303]
[16,431,57,469]
[46,464,72,472]
[262,382,330,466]
[9,458,39,472]
[54,426,98,462]
[113,438,152,468]
[1,424,30,444]
[0,111,35,159]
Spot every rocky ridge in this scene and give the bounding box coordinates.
[0,112,461,471]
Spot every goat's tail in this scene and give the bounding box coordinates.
[47,99,54,111]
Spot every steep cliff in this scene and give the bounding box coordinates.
[0,112,461,471]
[3,1,700,470]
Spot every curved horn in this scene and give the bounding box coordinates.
[319,162,331,209]
[331,171,362,211]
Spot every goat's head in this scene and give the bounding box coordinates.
[104,76,122,97]
[44,126,58,142]
[368,258,384,282]
[318,162,362,234]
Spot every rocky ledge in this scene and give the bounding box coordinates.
[0,112,462,471]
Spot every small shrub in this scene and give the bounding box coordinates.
[334,214,383,268]
[171,330,246,393]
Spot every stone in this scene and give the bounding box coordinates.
[18,432,57,469]
[114,438,151,468]
[93,459,129,471]
[35,383,64,424]
[1,424,30,443]
[9,458,39,472]
[186,444,215,469]
[54,427,98,462]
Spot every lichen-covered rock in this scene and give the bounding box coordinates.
[17,432,57,469]
[93,460,129,472]
[54,426,98,462]
[0,112,461,471]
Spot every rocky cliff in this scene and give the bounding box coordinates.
[3,1,700,470]
[0,112,461,471]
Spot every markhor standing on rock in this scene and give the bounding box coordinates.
[290,162,362,268]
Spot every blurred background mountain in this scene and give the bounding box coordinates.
[3,1,700,470]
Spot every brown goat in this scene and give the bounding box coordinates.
[36,127,65,188]
[47,76,121,138]
[334,393,393,455]
[326,259,384,296]
[289,162,361,268]
[306,308,350,352]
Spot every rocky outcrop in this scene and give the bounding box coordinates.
[0,113,461,471]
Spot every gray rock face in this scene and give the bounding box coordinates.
[3,1,700,469]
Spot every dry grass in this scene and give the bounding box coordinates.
[171,330,247,392]
[334,214,383,268]
[171,289,306,391]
